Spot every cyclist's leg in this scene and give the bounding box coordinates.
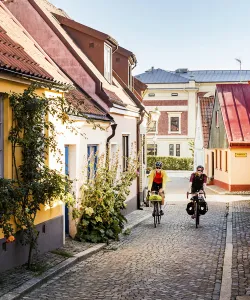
[158,183,164,215]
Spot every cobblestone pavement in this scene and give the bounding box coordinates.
[21,200,227,300]
[0,237,93,297]
[231,201,250,300]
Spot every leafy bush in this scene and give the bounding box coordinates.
[147,156,193,171]
[73,151,138,243]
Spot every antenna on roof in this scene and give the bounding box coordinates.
[235,58,242,82]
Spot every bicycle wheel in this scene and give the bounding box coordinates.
[154,202,158,228]
[157,202,161,224]
[195,201,200,228]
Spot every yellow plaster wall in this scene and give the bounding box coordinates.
[0,78,63,239]
[230,148,250,185]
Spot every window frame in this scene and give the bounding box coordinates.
[169,144,174,156]
[104,43,112,83]
[168,112,182,134]
[87,144,98,180]
[122,135,129,171]
[176,144,180,157]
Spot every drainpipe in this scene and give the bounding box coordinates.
[137,109,145,210]
[106,123,117,167]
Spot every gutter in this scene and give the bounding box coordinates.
[137,110,145,210]
[106,123,117,167]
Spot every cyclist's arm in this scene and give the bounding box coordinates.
[188,173,194,192]
[147,170,154,191]
[202,175,207,192]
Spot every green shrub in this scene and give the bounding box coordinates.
[147,156,193,171]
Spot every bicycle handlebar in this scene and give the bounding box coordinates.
[187,191,206,199]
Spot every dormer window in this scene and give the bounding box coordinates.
[104,44,112,83]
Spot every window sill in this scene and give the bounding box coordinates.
[168,131,181,134]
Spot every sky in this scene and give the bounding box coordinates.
[50,0,250,75]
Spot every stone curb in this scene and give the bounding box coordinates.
[0,243,106,300]
[0,212,151,300]
[219,202,232,300]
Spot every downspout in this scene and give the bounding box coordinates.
[106,123,117,167]
[137,109,145,210]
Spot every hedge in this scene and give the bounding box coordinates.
[147,156,193,171]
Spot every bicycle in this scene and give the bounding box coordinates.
[147,191,163,228]
[187,191,206,228]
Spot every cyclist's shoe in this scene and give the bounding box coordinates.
[191,215,195,219]
[160,210,164,216]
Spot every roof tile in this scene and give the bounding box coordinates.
[65,88,107,116]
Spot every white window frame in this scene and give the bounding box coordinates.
[167,112,182,134]
[104,43,112,83]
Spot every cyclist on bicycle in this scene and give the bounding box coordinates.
[148,161,169,215]
[187,165,207,218]
[188,165,207,194]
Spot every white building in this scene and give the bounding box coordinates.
[136,68,250,160]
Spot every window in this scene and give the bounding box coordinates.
[128,63,132,90]
[170,117,179,132]
[176,144,180,157]
[216,110,219,128]
[122,135,129,171]
[104,44,112,83]
[168,112,181,134]
[0,95,3,178]
[171,93,178,96]
[215,149,218,169]
[169,144,174,156]
[219,150,222,170]
[147,144,157,156]
[147,120,157,133]
[225,151,228,172]
[87,145,98,180]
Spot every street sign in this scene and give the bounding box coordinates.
[235,153,247,157]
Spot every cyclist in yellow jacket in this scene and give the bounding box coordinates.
[148,161,169,215]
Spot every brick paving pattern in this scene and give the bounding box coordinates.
[231,201,250,300]
[21,201,227,300]
[0,237,93,297]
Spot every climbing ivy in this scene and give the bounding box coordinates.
[0,84,79,268]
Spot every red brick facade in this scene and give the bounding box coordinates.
[143,100,188,106]
[155,111,188,135]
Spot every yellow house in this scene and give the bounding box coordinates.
[206,84,250,191]
[0,3,72,272]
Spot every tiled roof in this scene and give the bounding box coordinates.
[0,25,53,81]
[103,88,126,107]
[136,68,250,84]
[200,96,214,148]
[65,88,107,117]
[217,84,250,144]
[0,3,70,84]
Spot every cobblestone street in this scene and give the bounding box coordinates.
[21,195,227,300]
